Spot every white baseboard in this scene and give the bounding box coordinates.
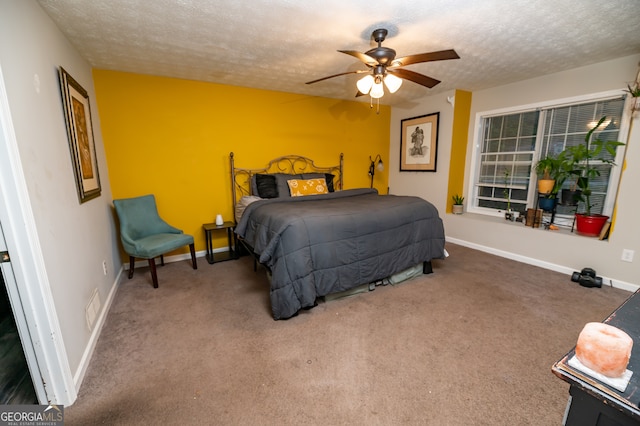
[446,237,639,293]
[72,265,124,393]
[71,247,232,396]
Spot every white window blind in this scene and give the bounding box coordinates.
[472,96,625,217]
[540,98,625,216]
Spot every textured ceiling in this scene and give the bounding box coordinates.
[38,0,640,106]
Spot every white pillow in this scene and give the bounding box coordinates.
[235,195,262,223]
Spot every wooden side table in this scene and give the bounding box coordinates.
[203,221,237,264]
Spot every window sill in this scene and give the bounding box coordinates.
[447,211,608,241]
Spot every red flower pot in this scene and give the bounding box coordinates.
[575,214,609,237]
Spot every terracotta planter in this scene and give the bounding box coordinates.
[538,179,555,195]
[575,213,609,237]
[452,204,463,215]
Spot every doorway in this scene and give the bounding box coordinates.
[0,61,74,405]
[0,269,37,404]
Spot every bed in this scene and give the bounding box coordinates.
[230,152,446,320]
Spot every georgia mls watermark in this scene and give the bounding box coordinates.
[0,405,63,426]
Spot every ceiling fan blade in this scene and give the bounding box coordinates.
[338,50,377,66]
[390,49,460,68]
[305,70,362,85]
[389,68,441,89]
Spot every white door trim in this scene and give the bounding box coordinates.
[0,62,75,404]
[0,223,44,401]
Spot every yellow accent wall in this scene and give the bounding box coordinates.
[93,70,391,257]
[446,90,472,212]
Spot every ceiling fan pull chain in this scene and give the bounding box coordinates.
[368,96,380,114]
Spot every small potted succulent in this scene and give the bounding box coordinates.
[452,194,464,214]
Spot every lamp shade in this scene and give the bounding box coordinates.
[356,75,374,94]
[370,80,384,99]
[377,160,384,172]
[384,74,403,93]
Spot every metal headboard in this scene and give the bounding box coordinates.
[230,152,344,215]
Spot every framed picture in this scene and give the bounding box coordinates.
[400,112,439,172]
[59,67,101,203]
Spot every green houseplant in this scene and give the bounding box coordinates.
[534,155,561,196]
[452,194,464,214]
[535,152,578,210]
[561,116,624,236]
[556,149,581,206]
[502,169,514,220]
[626,82,640,98]
[625,82,640,112]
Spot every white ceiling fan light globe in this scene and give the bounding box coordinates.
[384,74,403,93]
[356,75,374,94]
[370,80,384,98]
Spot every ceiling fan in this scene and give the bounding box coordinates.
[306,28,460,99]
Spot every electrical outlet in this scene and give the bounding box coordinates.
[102,260,108,275]
[621,249,634,263]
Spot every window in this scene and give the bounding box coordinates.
[470,95,627,221]
[476,111,538,213]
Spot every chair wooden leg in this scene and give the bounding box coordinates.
[160,254,165,266]
[148,258,159,288]
[189,243,197,270]
[128,256,135,279]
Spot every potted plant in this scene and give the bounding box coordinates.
[534,155,560,195]
[625,82,640,112]
[550,149,581,206]
[452,194,464,214]
[534,154,566,211]
[503,169,514,220]
[561,116,624,236]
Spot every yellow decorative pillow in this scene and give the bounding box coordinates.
[287,178,329,197]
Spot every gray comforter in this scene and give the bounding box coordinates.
[235,188,445,319]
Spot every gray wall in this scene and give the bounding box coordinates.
[390,55,640,292]
[0,1,120,399]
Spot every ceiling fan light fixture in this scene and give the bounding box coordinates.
[307,28,459,107]
[356,74,374,94]
[370,80,384,99]
[384,74,403,93]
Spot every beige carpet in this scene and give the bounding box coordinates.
[65,243,631,425]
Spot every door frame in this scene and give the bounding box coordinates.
[0,63,75,404]
[0,223,40,402]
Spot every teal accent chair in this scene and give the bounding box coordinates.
[113,194,197,288]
